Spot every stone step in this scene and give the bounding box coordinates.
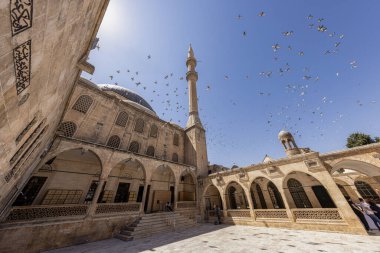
[115,234,134,241]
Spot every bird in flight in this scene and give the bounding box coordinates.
[258,11,266,17]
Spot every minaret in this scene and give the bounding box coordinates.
[186,44,203,128]
[184,45,208,177]
[278,130,301,157]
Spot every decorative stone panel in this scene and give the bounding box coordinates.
[10,0,33,35]
[292,208,344,223]
[6,205,88,222]
[227,210,251,218]
[95,203,140,214]
[13,40,32,95]
[254,209,289,220]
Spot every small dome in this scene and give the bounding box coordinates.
[278,130,293,140]
[98,84,155,113]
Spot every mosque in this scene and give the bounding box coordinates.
[0,1,380,252]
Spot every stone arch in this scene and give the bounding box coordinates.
[333,178,360,202]
[283,171,336,209]
[249,176,284,209]
[178,170,196,201]
[101,158,146,203]
[330,159,380,177]
[14,148,104,206]
[225,181,249,209]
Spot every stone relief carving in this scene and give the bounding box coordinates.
[13,40,31,95]
[10,0,33,35]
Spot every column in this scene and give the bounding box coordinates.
[243,188,255,219]
[86,178,106,217]
[272,179,294,221]
[139,181,148,214]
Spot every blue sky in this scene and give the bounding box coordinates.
[82,0,380,167]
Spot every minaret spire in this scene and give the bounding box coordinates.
[186,44,202,128]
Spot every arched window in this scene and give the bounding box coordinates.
[115,111,129,127]
[228,186,237,209]
[146,146,155,157]
[267,182,285,209]
[355,181,379,200]
[172,153,178,162]
[72,95,93,113]
[287,178,312,208]
[134,118,145,133]
[149,124,158,138]
[106,135,120,148]
[58,122,77,137]
[256,184,267,209]
[173,133,179,146]
[128,141,140,153]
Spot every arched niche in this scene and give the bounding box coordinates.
[102,159,146,203]
[283,171,336,209]
[178,171,196,201]
[250,177,285,209]
[225,181,249,209]
[13,148,103,206]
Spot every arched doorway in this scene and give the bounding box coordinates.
[102,159,145,204]
[13,149,102,206]
[284,172,336,209]
[178,171,196,201]
[225,181,249,209]
[203,184,223,222]
[147,165,176,212]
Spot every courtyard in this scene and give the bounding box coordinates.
[46,224,379,253]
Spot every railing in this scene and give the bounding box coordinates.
[95,203,141,215]
[176,201,196,209]
[5,204,88,222]
[254,209,289,221]
[227,209,251,218]
[291,208,345,223]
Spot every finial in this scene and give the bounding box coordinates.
[188,44,194,58]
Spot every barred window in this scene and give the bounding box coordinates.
[287,178,312,208]
[128,141,140,153]
[115,111,129,127]
[172,153,178,162]
[107,135,121,148]
[355,181,379,200]
[72,95,93,113]
[58,122,77,137]
[134,118,145,133]
[267,182,285,209]
[173,133,179,146]
[149,124,158,138]
[41,189,83,205]
[146,146,155,157]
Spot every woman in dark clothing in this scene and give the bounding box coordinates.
[346,198,370,230]
[368,200,380,219]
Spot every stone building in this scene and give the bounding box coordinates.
[0,1,380,252]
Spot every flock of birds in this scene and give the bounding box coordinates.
[89,9,377,167]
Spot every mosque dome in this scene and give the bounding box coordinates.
[278,130,293,140]
[98,84,155,113]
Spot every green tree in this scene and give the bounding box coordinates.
[346,132,379,148]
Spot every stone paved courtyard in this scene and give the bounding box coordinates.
[46,224,380,253]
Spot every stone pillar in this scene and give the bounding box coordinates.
[174,183,179,210]
[86,178,106,217]
[314,171,367,234]
[139,181,148,214]
[272,179,294,222]
[243,187,255,219]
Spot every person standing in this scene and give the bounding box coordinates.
[368,199,380,219]
[359,198,380,230]
[346,198,370,230]
[214,205,221,225]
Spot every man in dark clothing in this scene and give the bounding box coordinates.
[214,205,221,225]
[347,198,370,230]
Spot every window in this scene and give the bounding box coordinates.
[58,121,77,137]
[173,133,179,146]
[172,153,178,162]
[267,182,285,209]
[228,186,237,209]
[107,135,120,148]
[149,124,158,138]
[128,141,140,153]
[287,178,312,208]
[12,176,47,206]
[134,118,145,133]
[84,181,99,202]
[41,189,83,205]
[72,95,93,113]
[146,146,155,157]
[115,111,129,127]
[355,181,379,200]
[256,184,267,209]
[114,183,130,203]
